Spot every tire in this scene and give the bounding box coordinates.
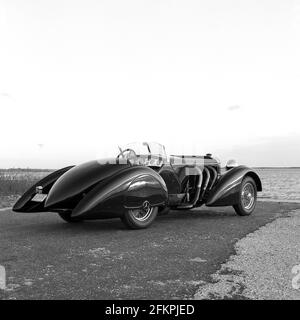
[121,202,158,229]
[57,211,82,223]
[233,176,257,216]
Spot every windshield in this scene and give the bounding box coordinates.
[117,142,167,167]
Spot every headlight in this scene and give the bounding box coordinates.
[226,159,238,170]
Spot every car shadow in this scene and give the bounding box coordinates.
[12,207,238,237]
[160,207,237,220]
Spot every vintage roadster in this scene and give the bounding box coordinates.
[13,142,262,229]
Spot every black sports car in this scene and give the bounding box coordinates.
[13,142,262,229]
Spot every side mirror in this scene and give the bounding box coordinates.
[226,159,238,170]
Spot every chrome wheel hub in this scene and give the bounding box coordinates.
[129,201,153,222]
[241,183,255,210]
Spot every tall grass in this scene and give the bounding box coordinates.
[0,169,52,207]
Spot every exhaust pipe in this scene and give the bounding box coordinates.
[199,167,210,201]
[207,166,218,191]
[177,167,203,209]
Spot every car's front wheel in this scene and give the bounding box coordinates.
[121,202,158,229]
[233,176,257,216]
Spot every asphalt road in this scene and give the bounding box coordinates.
[1,201,300,300]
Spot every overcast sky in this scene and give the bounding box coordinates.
[1,0,300,168]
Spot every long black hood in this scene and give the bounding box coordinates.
[44,160,131,209]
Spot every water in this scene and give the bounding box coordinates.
[256,168,300,202]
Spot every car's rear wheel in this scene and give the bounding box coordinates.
[57,211,82,223]
[121,201,158,229]
[233,176,257,216]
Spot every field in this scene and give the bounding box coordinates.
[0,169,52,208]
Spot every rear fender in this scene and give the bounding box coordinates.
[12,166,74,213]
[71,167,168,219]
[125,174,168,209]
[206,166,262,207]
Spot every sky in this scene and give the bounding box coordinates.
[0,0,300,168]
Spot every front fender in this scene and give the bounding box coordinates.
[13,166,74,213]
[71,166,168,219]
[206,166,262,207]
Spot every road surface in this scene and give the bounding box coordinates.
[0,201,299,299]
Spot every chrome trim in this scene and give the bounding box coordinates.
[129,205,153,222]
[207,166,218,191]
[241,182,255,210]
[36,186,43,194]
[199,167,210,201]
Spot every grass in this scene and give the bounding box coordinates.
[0,169,53,208]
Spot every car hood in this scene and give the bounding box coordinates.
[44,159,131,208]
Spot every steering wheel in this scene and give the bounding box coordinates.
[117,148,137,160]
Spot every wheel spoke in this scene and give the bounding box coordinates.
[241,183,255,210]
[129,202,153,222]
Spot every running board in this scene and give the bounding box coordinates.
[176,204,194,209]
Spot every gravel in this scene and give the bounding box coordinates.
[194,209,300,300]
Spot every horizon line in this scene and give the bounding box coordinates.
[1,166,300,171]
